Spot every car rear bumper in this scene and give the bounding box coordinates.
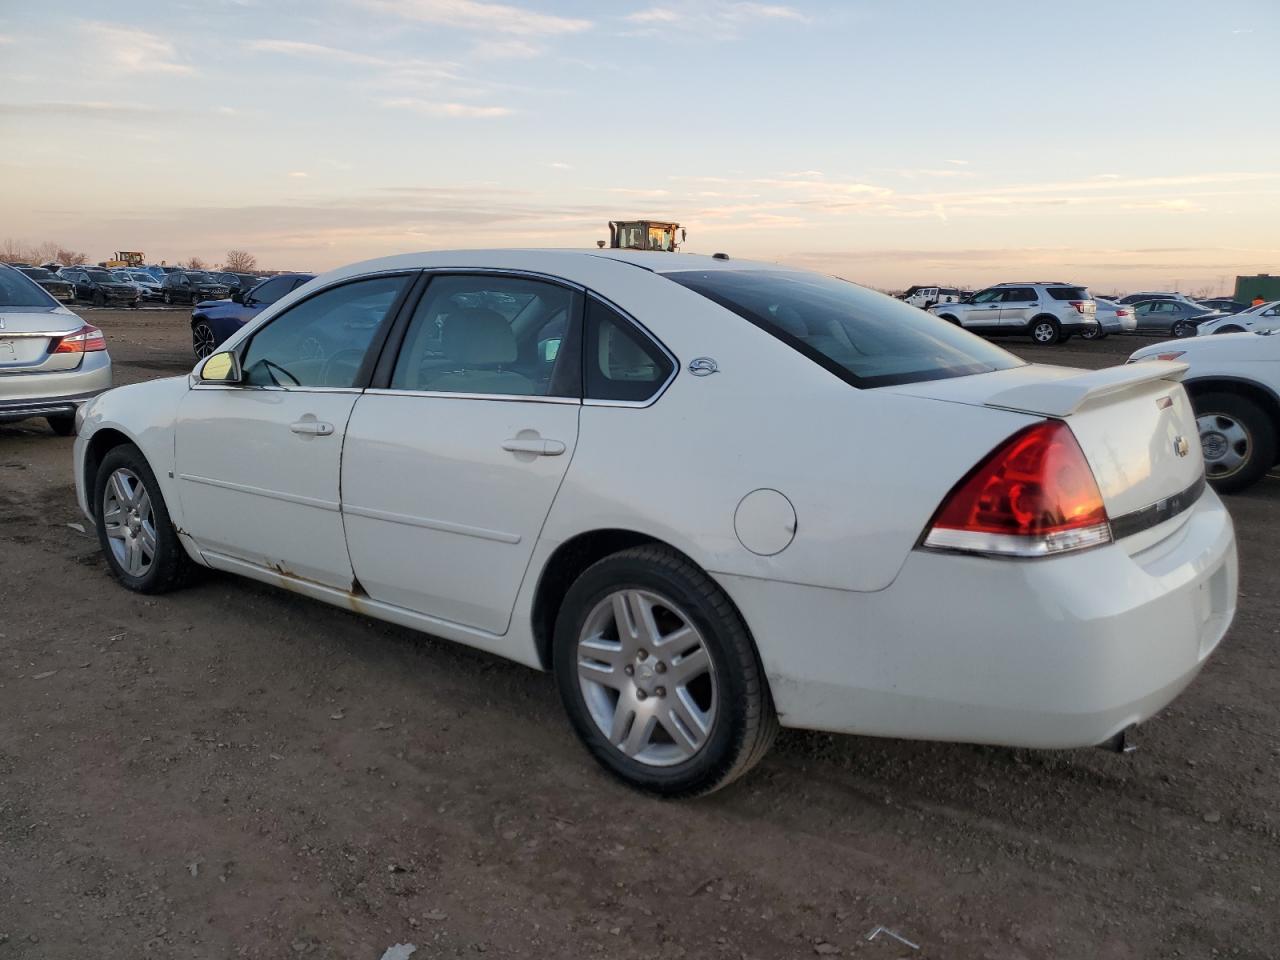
[717,489,1236,749]
[0,353,113,422]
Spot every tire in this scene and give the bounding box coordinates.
[1193,392,1277,494]
[1030,317,1061,344]
[1213,326,1245,335]
[163,291,172,305]
[1080,325,1106,341]
[553,545,777,797]
[1172,320,1197,338]
[192,320,218,359]
[93,444,196,593]
[47,415,75,437]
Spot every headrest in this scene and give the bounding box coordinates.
[441,307,516,365]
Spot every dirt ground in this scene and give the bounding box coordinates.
[1,308,1277,960]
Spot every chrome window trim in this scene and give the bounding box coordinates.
[362,388,580,405]
[417,265,587,293]
[190,383,364,394]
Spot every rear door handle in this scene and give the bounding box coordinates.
[290,420,335,436]
[502,438,566,456]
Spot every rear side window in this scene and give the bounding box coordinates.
[1001,287,1037,302]
[585,297,674,402]
[666,269,1022,389]
[1046,287,1088,301]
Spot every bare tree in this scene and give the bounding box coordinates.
[0,238,32,263]
[30,240,62,265]
[224,249,257,272]
[185,256,208,270]
[56,247,88,266]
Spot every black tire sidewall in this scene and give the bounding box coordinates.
[552,550,763,796]
[1031,317,1060,344]
[92,445,187,592]
[1195,392,1277,494]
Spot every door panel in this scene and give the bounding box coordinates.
[961,290,1002,327]
[998,288,1039,327]
[175,388,358,588]
[341,395,580,633]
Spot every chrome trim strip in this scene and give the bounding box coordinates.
[191,384,363,394]
[418,266,588,292]
[922,522,1112,559]
[177,473,340,511]
[342,503,522,544]
[0,329,80,338]
[361,388,579,404]
[1109,473,1207,541]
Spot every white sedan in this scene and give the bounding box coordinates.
[1195,300,1280,336]
[73,250,1237,796]
[1131,330,1280,492]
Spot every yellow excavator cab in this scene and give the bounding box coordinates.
[606,221,684,252]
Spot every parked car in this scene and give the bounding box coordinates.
[73,250,1236,796]
[210,271,263,293]
[190,273,315,358]
[17,266,76,303]
[59,267,141,307]
[1132,298,1221,337]
[113,269,164,301]
[898,285,962,309]
[1118,291,1199,306]
[1131,331,1280,492]
[0,263,112,435]
[1081,297,1136,339]
[1198,298,1248,315]
[1195,301,1280,336]
[928,282,1098,344]
[160,270,230,305]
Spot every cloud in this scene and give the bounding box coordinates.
[383,97,513,118]
[626,6,682,23]
[549,161,572,169]
[246,39,392,67]
[288,171,309,178]
[944,159,969,166]
[0,100,167,118]
[362,0,591,35]
[469,38,543,59]
[626,2,807,26]
[80,21,194,75]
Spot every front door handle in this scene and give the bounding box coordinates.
[290,419,335,436]
[502,438,566,456]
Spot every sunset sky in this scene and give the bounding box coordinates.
[1,0,1276,293]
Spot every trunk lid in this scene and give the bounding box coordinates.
[0,305,83,373]
[882,361,1202,526]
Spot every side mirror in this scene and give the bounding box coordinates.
[231,289,244,304]
[199,350,242,384]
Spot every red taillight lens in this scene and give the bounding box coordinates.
[51,325,106,354]
[1069,300,1086,314]
[923,420,1111,557]
[1117,309,1130,317]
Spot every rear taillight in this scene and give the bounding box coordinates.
[1117,309,1130,317]
[51,325,106,354]
[922,420,1111,558]
[1069,300,1086,314]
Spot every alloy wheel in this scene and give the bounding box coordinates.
[576,589,717,767]
[102,468,157,577]
[193,323,217,359]
[1033,321,1056,343]
[1198,413,1250,480]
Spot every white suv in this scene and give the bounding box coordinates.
[928,282,1099,344]
[899,285,962,309]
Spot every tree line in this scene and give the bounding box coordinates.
[1,239,257,274]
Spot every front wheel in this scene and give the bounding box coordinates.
[1172,320,1197,338]
[162,291,172,305]
[1194,392,1276,494]
[93,444,196,593]
[553,545,777,797]
[192,320,218,359]
[1031,317,1061,344]
[1080,325,1106,341]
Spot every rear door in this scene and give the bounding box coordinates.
[340,272,583,635]
[996,286,1039,327]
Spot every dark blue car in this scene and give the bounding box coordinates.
[191,273,314,358]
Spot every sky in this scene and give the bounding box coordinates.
[1,0,1277,294]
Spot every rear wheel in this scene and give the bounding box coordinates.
[1031,317,1061,344]
[93,444,196,593]
[553,545,777,797]
[47,415,75,437]
[192,320,217,359]
[1194,392,1276,494]
[163,291,172,305]
[1080,324,1106,341]
[1172,319,1197,338]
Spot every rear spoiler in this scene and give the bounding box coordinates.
[984,360,1189,418]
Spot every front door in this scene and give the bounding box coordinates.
[341,273,583,635]
[962,288,1003,328]
[175,272,414,589]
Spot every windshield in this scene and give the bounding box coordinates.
[86,269,114,282]
[666,269,1023,388]
[129,272,153,282]
[185,272,213,282]
[0,267,57,307]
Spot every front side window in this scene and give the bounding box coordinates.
[390,274,581,398]
[667,269,1022,389]
[971,288,1002,303]
[246,276,293,305]
[240,274,410,388]
[584,297,673,402]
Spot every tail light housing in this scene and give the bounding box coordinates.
[922,420,1111,558]
[51,325,106,354]
[1116,308,1131,317]
[1069,300,1087,314]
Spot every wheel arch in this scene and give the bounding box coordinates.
[82,427,140,520]
[1028,312,1060,327]
[530,528,742,672]
[1184,377,1280,464]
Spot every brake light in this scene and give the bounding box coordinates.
[1117,309,1131,317]
[51,325,106,354]
[1069,300,1086,314]
[923,420,1111,558]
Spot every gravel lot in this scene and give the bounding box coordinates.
[2,308,1277,959]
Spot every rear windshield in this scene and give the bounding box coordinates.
[1046,286,1089,301]
[0,267,56,307]
[666,269,1023,388]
